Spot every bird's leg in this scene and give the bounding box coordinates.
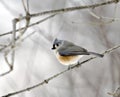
[68,64,73,70]
[76,61,81,67]
[68,61,81,70]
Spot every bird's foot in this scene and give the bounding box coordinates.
[68,65,73,70]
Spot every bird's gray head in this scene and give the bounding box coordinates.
[51,38,63,50]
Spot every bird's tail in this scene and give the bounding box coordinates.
[88,52,104,58]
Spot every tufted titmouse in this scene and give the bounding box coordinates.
[51,38,104,65]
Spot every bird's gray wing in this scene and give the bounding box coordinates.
[58,46,90,56]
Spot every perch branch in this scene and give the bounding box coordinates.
[2,44,120,97]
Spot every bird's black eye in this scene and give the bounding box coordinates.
[56,43,59,46]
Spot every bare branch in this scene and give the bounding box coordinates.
[22,0,27,13]
[0,51,13,76]
[0,14,56,74]
[108,87,120,97]
[27,0,120,19]
[0,19,18,77]
[0,0,119,37]
[2,44,120,97]
[0,14,56,76]
[16,31,36,47]
[103,45,120,55]
[27,0,29,13]
[0,14,56,52]
[0,14,56,37]
[11,19,17,68]
[0,1,31,76]
[0,31,36,76]
[15,13,30,41]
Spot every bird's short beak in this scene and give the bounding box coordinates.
[51,47,55,50]
[51,45,56,50]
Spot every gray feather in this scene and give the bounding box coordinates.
[58,41,89,56]
[88,52,104,57]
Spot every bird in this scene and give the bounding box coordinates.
[51,38,104,66]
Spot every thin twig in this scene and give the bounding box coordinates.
[0,0,31,77]
[1,19,18,77]
[15,13,30,41]
[0,14,56,52]
[0,14,56,37]
[11,19,17,68]
[108,86,120,97]
[0,70,12,77]
[0,51,13,76]
[22,0,27,13]
[89,11,115,21]
[0,31,35,77]
[17,0,31,41]
[103,44,120,54]
[16,31,36,47]
[0,0,119,37]
[27,0,120,19]
[2,44,120,97]
[0,14,56,77]
[27,0,29,13]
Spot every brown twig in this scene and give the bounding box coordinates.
[0,31,36,77]
[0,19,18,77]
[0,14,56,76]
[22,0,27,13]
[108,87,120,97]
[0,0,119,37]
[0,14,56,37]
[0,14,56,52]
[11,19,17,70]
[30,0,119,18]
[27,0,30,13]
[0,0,31,77]
[2,44,120,97]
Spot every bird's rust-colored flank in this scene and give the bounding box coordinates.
[56,53,80,65]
